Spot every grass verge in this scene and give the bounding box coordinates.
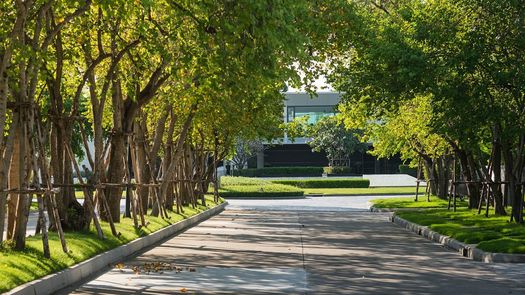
[370,196,525,254]
[0,196,224,292]
[396,209,525,253]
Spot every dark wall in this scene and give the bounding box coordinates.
[264,144,328,167]
[263,144,402,174]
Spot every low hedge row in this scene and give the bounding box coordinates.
[232,167,323,177]
[220,176,268,187]
[271,178,370,188]
[219,183,304,198]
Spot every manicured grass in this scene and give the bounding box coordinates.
[396,208,525,253]
[0,196,224,292]
[271,178,369,188]
[371,195,467,208]
[74,191,126,199]
[219,177,304,198]
[303,186,423,196]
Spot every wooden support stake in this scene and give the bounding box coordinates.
[415,157,422,202]
[34,109,68,254]
[65,144,104,239]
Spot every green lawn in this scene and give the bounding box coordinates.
[0,196,224,292]
[397,209,525,253]
[371,195,468,208]
[303,186,424,196]
[74,191,126,199]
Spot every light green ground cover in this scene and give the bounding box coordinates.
[0,196,224,292]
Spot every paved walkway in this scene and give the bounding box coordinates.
[66,197,523,294]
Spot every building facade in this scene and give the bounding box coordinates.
[254,91,401,174]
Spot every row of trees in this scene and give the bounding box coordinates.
[327,0,525,222]
[0,0,342,254]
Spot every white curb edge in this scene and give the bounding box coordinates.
[5,202,227,295]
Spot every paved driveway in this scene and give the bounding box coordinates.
[66,196,524,294]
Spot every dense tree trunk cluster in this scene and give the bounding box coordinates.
[0,0,322,255]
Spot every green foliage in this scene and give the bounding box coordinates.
[0,197,223,292]
[232,167,324,177]
[272,178,369,188]
[307,116,367,167]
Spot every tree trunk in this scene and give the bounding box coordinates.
[7,120,21,240]
[491,125,506,215]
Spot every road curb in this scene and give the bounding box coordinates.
[5,202,227,295]
[384,211,525,263]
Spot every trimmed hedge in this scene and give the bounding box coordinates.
[220,176,268,187]
[232,167,323,177]
[323,166,352,175]
[271,178,370,188]
[219,183,304,198]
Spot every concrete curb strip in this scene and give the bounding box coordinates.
[385,211,525,263]
[5,202,227,295]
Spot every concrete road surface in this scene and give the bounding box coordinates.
[65,197,523,294]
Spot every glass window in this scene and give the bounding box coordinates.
[287,106,336,124]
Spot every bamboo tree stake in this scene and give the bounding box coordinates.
[478,183,486,215]
[452,157,457,212]
[133,188,146,227]
[415,157,422,202]
[129,137,146,227]
[35,110,68,254]
[142,141,165,219]
[122,154,139,229]
[96,187,119,237]
[29,124,50,258]
[65,144,104,239]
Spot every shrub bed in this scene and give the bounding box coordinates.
[232,167,323,177]
[272,178,370,188]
